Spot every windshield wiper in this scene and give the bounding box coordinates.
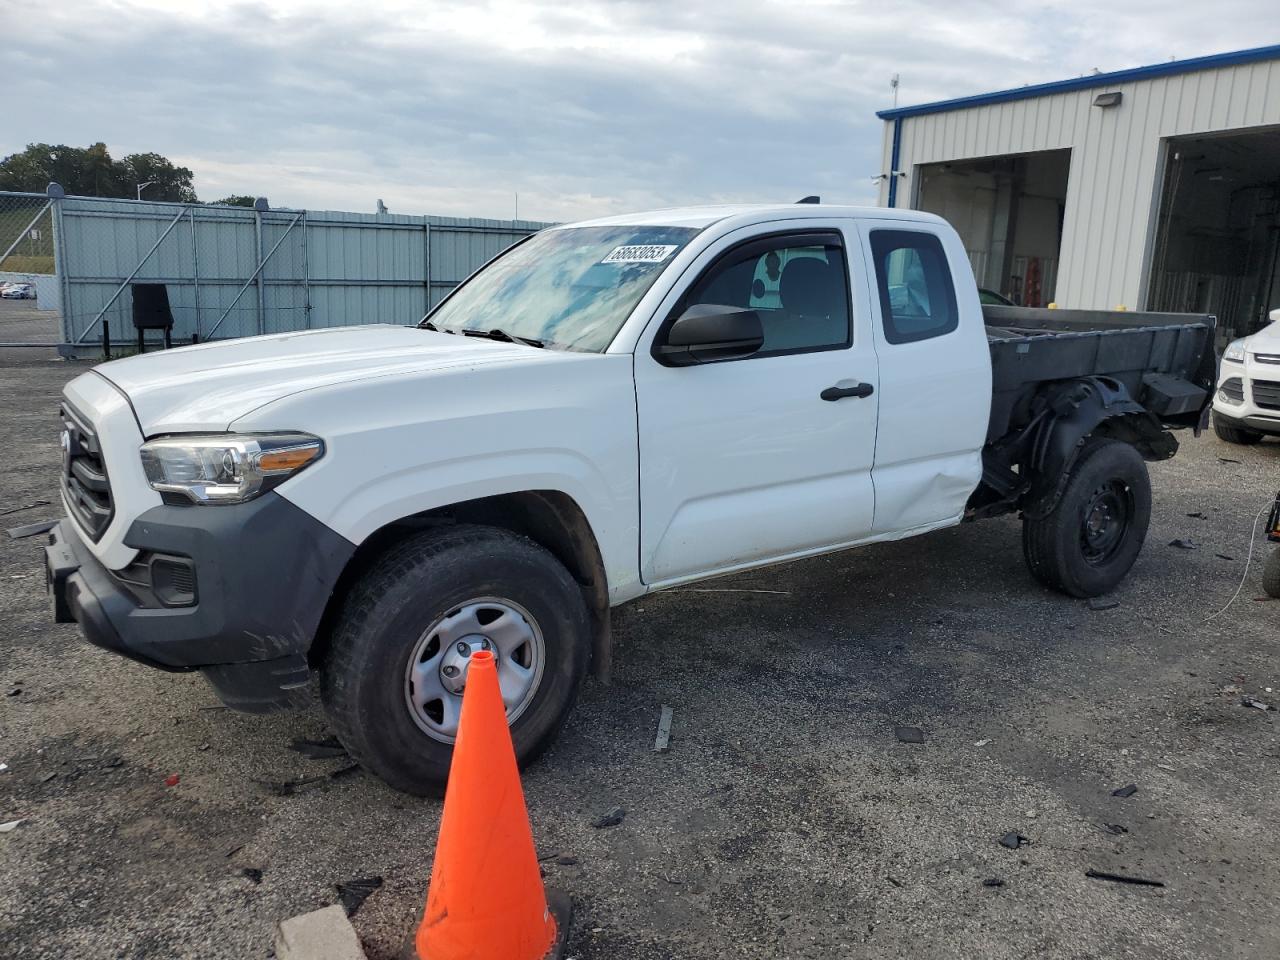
[460,327,545,348]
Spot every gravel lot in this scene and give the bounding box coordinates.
[2,355,1277,960]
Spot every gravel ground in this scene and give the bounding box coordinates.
[1,358,1277,960]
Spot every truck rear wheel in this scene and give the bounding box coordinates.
[1263,549,1280,600]
[1212,414,1264,445]
[1022,438,1152,598]
[320,524,590,796]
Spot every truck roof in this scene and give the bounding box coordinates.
[561,203,944,230]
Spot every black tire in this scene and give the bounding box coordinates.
[321,524,590,796]
[1264,549,1280,600]
[1022,438,1152,598]
[1213,414,1264,445]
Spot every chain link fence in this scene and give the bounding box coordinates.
[0,187,551,355]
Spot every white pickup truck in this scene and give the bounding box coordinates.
[44,204,1216,795]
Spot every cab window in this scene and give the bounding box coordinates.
[680,233,851,356]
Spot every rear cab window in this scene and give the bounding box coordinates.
[869,230,958,344]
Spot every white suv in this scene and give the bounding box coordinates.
[1213,308,1280,444]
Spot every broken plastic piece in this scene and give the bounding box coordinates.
[999,832,1029,849]
[1088,597,1119,611]
[164,773,180,787]
[335,876,382,917]
[0,820,22,833]
[1111,784,1138,798]
[1242,697,1272,711]
[894,726,925,744]
[591,806,626,829]
[982,878,1004,887]
[1168,539,1197,550]
[654,705,674,753]
[6,519,57,540]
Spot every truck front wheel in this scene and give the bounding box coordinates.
[1022,438,1152,598]
[320,524,590,796]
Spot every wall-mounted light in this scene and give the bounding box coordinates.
[1093,91,1123,108]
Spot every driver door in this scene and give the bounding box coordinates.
[634,225,880,584]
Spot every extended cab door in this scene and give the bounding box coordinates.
[858,222,992,533]
[634,224,880,584]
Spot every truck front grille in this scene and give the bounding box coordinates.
[1254,353,1280,365]
[1251,379,1280,411]
[60,403,114,540]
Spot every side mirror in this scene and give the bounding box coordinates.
[657,304,764,366]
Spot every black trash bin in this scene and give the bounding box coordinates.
[131,283,174,352]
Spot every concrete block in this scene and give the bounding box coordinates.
[274,904,367,960]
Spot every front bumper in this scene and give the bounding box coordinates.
[46,493,354,712]
[1212,406,1280,437]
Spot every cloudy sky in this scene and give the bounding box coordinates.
[1,0,1276,221]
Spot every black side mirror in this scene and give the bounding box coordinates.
[657,303,764,366]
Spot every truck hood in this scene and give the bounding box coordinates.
[93,325,559,434]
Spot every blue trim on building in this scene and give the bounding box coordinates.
[887,117,903,208]
[876,43,1280,120]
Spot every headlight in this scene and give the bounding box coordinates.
[1222,339,1246,363]
[140,433,323,504]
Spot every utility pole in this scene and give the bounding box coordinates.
[890,74,900,108]
[136,180,157,200]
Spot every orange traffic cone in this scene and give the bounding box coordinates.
[411,650,571,960]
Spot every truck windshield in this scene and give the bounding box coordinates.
[425,225,701,351]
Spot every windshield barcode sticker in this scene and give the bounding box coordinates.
[601,244,678,264]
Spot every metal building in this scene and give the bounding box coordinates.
[877,44,1280,340]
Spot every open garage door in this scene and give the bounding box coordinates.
[914,149,1069,307]
[1147,127,1280,343]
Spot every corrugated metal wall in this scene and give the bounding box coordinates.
[52,196,550,345]
[878,58,1280,311]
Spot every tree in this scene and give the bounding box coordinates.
[121,153,197,202]
[211,195,257,207]
[0,143,197,201]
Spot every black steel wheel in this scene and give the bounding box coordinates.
[1022,438,1152,597]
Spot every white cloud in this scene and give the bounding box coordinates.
[1,0,1276,220]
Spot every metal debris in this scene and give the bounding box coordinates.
[256,775,327,797]
[1085,869,1164,888]
[335,876,383,917]
[982,878,1005,887]
[973,739,992,747]
[1168,539,1197,550]
[591,806,626,829]
[289,737,348,760]
[1111,784,1138,798]
[999,832,1030,849]
[0,499,50,517]
[1242,697,1273,711]
[654,705,674,753]
[1101,823,1128,835]
[894,726,925,744]
[0,820,22,833]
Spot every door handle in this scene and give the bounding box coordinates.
[820,380,875,401]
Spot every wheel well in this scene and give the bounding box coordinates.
[308,491,612,681]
